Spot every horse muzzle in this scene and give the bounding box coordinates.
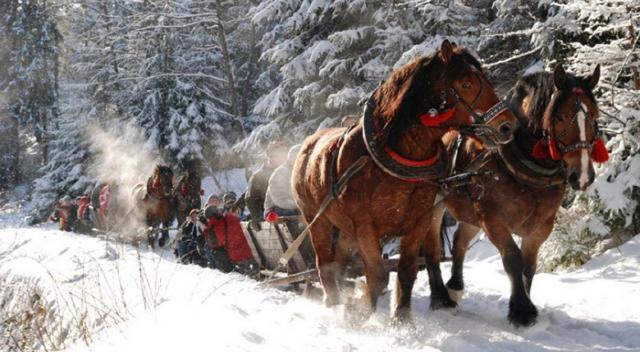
[461,122,514,150]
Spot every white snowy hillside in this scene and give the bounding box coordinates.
[1,225,638,352]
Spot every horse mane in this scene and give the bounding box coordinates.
[511,71,597,134]
[373,46,483,141]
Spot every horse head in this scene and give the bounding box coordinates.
[533,64,605,190]
[151,164,174,198]
[373,39,517,151]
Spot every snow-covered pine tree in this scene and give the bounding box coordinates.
[31,85,94,220]
[0,0,61,166]
[30,1,108,219]
[71,0,128,117]
[242,0,427,156]
[121,0,237,170]
[533,0,640,270]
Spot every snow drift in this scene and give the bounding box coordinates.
[0,226,638,352]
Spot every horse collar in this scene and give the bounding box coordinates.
[498,140,565,188]
[362,97,447,182]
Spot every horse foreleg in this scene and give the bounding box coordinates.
[485,224,537,327]
[392,224,425,322]
[446,222,481,302]
[354,222,387,317]
[158,219,171,248]
[309,218,341,307]
[520,220,552,295]
[147,220,157,249]
[424,205,457,310]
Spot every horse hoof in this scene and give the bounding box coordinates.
[323,294,340,308]
[391,308,413,324]
[158,234,169,248]
[508,300,538,327]
[430,295,458,310]
[447,287,465,303]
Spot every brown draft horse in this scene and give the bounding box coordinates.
[292,40,518,321]
[132,164,176,248]
[173,165,202,226]
[427,64,606,326]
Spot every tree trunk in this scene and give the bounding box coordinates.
[240,23,259,117]
[215,0,244,137]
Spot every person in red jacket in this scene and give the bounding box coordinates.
[75,195,94,234]
[202,194,257,275]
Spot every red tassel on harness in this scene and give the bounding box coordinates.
[419,108,455,127]
[531,139,549,160]
[591,138,609,163]
[548,138,562,161]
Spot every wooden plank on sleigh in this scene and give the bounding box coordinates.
[261,269,318,286]
[240,221,308,271]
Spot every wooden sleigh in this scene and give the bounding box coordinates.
[239,217,440,288]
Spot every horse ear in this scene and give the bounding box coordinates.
[587,64,600,89]
[441,39,453,63]
[553,64,567,90]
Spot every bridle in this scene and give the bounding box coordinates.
[362,68,511,183]
[418,70,509,131]
[550,95,597,154]
[533,87,607,162]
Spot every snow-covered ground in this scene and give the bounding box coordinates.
[1,223,638,352]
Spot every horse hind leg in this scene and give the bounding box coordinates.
[446,222,481,302]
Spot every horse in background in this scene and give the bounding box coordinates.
[427,64,606,326]
[132,164,176,248]
[292,40,517,322]
[174,163,202,226]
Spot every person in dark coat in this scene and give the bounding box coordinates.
[244,140,287,230]
[176,209,206,265]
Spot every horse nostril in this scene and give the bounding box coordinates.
[499,122,514,137]
[568,172,578,185]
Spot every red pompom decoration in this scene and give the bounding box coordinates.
[531,139,549,160]
[548,138,562,161]
[265,211,279,223]
[591,138,609,163]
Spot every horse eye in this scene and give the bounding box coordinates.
[462,81,472,89]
